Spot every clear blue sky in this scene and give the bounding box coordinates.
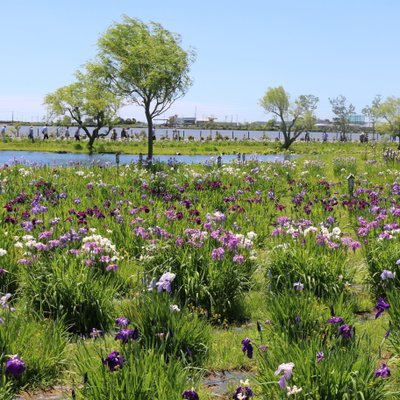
[1,0,399,123]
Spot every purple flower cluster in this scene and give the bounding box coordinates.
[103,351,124,372]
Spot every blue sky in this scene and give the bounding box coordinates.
[1,0,399,123]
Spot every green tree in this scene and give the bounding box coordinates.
[44,64,122,149]
[259,86,318,149]
[362,95,382,139]
[329,95,355,141]
[97,16,195,161]
[375,96,400,148]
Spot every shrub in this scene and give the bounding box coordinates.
[122,291,210,367]
[364,240,400,299]
[20,258,118,334]
[266,244,351,301]
[258,334,392,399]
[0,311,68,390]
[73,345,192,400]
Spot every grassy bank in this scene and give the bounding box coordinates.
[0,136,391,158]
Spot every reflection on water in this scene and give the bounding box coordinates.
[0,150,296,167]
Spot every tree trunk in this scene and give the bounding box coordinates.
[281,128,295,150]
[145,106,153,161]
[282,137,294,150]
[88,128,97,149]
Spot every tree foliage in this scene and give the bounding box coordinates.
[329,95,355,140]
[96,16,195,160]
[259,86,318,149]
[44,63,122,148]
[376,97,400,134]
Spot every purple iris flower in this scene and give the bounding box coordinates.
[327,316,344,324]
[380,270,394,280]
[316,352,325,363]
[103,351,124,372]
[155,272,176,293]
[115,328,139,344]
[211,247,225,261]
[233,385,253,399]
[182,388,199,400]
[375,363,390,378]
[241,337,253,359]
[115,317,130,327]
[338,324,353,338]
[6,354,26,377]
[384,327,391,338]
[293,282,304,291]
[274,362,294,389]
[90,328,103,339]
[375,298,390,319]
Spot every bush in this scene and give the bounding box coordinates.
[258,334,392,399]
[141,234,257,322]
[0,311,68,391]
[364,240,400,299]
[20,258,119,334]
[264,291,355,343]
[266,245,351,301]
[122,291,211,367]
[74,345,192,400]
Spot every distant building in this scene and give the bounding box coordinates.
[176,117,196,126]
[347,114,365,125]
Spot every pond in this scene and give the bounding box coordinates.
[0,150,296,167]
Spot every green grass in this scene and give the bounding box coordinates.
[0,136,394,157]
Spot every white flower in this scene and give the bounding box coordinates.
[0,249,7,256]
[246,231,257,240]
[331,227,341,239]
[22,235,35,241]
[169,304,180,312]
[287,385,302,396]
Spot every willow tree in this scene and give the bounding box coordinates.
[97,16,195,161]
[44,64,122,149]
[259,86,318,149]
